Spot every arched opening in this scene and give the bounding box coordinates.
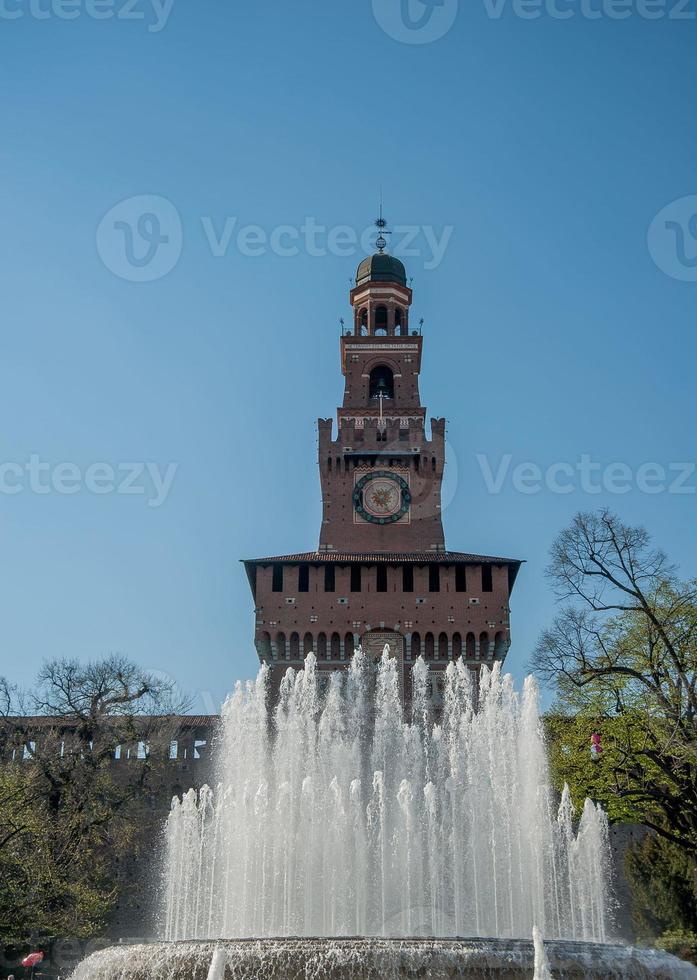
[466,632,476,659]
[494,631,506,659]
[317,632,327,660]
[345,632,355,659]
[359,308,368,336]
[258,632,271,660]
[290,632,300,660]
[369,365,394,400]
[276,631,287,660]
[395,307,406,335]
[304,632,314,657]
[438,632,448,660]
[374,305,388,335]
[424,632,435,661]
[480,632,490,660]
[411,632,421,660]
[452,632,462,659]
[331,632,341,660]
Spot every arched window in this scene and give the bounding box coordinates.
[290,632,300,660]
[466,632,476,659]
[317,632,327,660]
[480,632,490,659]
[369,365,394,400]
[258,632,272,660]
[374,305,388,335]
[425,632,435,661]
[494,631,506,659]
[395,307,406,335]
[411,632,421,660]
[345,632,355,659]
[438,632,448,660]
[359,308,368,336]
[276,631,287,660]
[331,632,341,660]
[452,632,462,659]
[303,632,314,657]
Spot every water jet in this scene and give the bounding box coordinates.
[71,651,697,979]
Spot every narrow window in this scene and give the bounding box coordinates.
[455,565,467,592]
[272,564,283,592]
[350,564,362,592]
[169,741,178,760]
[298,565,309,592]
[403,565,414,592]
[429,564,440,592]
[377,565,388,592]
[482,565,493,592]
[324,564,335,592]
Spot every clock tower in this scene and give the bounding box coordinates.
[319,247,445,554]
[243,219,522,705]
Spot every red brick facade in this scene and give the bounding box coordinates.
[243,249,522,701]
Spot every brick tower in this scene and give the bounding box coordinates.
[243,223,522,705]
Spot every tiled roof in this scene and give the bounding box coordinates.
[243,551,522,565]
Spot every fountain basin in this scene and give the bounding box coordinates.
[70,937,697,980]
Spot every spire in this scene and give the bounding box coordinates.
[375,193,391,254]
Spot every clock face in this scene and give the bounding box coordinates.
[353,470,411,525]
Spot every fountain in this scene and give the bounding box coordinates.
[71,650,697,979]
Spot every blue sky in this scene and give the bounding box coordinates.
[1,0,695,712]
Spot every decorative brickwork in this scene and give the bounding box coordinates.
[243,248,523,702]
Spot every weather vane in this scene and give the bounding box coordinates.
[375,190,391,253]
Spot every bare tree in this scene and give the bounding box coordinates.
[532,509,697,851]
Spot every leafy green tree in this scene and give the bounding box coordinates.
[624,833,697,944]
[0,655,189,944]
[531,509,697,853]
[533,509,697,947]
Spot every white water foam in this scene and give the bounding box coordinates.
[162,649,611,941]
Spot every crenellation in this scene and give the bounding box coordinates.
[244,243,522,708]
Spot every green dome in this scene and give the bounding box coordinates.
[355,252,407,288]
